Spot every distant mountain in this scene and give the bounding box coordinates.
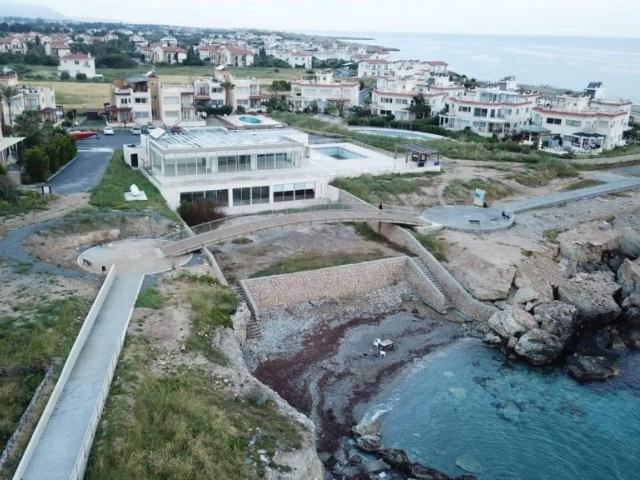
[0,0,67,20]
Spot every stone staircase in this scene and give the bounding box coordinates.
[411,257,454,311]
[231,284,262,340]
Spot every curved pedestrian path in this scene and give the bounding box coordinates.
[160,208,429,257]
[15,239,191,480]
[424,176,640,232]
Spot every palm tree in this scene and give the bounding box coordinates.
[406,94,431,120]
[220,80,235,110]
[0,85,20,128]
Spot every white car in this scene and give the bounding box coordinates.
[131,126,142,135]
[103,126,114,135]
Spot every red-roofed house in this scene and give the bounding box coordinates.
[50,42,71,58]
[425,61,449,75]
[219,46,255,67]
[357,58,391,77]
[142,44,188,64]
[286,51,312,69]
[58,53,97,78]
[0,35,28,54]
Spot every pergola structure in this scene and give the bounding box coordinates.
[395,143,441,167]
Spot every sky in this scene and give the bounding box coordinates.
[15,0,640,38]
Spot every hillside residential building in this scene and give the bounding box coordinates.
[531,85,632,151]
[0,35,28,54]
[124,124,426,212]
[50,41,71,58]
[142,44,188,64]
[439,78,539,137]
[284,51,313,69]
[195,45,254,66]
[158,83,202,127]
[0,70,57,125]
[289,70,360,114]
[193,76,226,110]
[357,58,391,78]
[58,54,97,78]
[108,75,158,125]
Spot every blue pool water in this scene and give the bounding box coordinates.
[238,115,262,124]
[315,146,365,160]
[361,338,640,480]
[351,127,444,141]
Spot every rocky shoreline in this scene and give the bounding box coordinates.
[242,282,474,478]
[478,220,640,381]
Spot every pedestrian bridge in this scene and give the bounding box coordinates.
[160,205,428,257]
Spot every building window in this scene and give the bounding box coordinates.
[134,112,149,118]
[566,119,581,127]
[546,117,562,125]
[273,183,315,202]
[381,97,393,103]
[257,152,293,170]
[218,154,251,173]
[135,98,147,104]
[473,108,488,117]
[181,189,229,207]
[598,120,609,128]
[459,106,471,113]
[232,185,269,206]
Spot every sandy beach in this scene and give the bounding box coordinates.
[243,281,470,457]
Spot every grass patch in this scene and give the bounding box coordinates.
[353,222,383,242]
[87,368,302,480]
[174,273,238,365]
[543,228,566,244]
[0,372,44,447]
[561,179,606,191]
[332,173,436,204]
[0,297,90,366]
[89,150,179,221]
[22,80,111,109]
[251,252,386,278]
[0,191,50,218]
[135,287,165,309]
[413,233,447,261]
[508,158,579,187]
[442,178,513,203]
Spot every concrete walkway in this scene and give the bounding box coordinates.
[20,273,143,480]
[498,177,640,213]
[161,208,429,257]
[15,239,192,480]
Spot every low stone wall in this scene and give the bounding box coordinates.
[241,256,447,315]
[378,223,498,321]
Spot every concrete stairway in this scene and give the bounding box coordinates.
[411,257,454,311]
[231,284,262,340]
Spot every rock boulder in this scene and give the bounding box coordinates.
[488,307,537,339]
[557,221,621,274]
[617,258,640,299]
[557,272,621,326]
[567,354,619,381]
[514,287,539,305]
[534,301,581,343]
[619,226,640,259]
[448,251,516,301]
[514,328,565,365]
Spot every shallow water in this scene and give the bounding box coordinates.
[361,338,640,480]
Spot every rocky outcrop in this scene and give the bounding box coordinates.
[617,259,640,298]
[557,221,621,275]
[534,301,581,343]
[514,287,539,305]
[448,251,516,301]
[619,227,640,260]
[487,307,537,339]
[514,328,565,365]
[567,353,619,381]
[557,272,621,326]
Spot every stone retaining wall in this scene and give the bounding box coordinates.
[378,223,498,321]
[241,257,447,316]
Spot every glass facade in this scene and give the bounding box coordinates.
[273,183,315,202]
[180,189,229,207]
[232,185,270,206]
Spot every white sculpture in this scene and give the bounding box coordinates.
[129,184,140,197]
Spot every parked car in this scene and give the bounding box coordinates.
[131,126,142,135]
[103,126,114,135]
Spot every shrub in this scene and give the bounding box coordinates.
[59,71,71,80]
[178,199,224,226]
[22,146,50,183]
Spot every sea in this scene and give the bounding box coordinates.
[358,338,640,480]
[312,31,640,104]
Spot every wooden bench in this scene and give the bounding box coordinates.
[468,219,481,225]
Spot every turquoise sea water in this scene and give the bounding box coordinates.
[315,32,640,104]
[361,338,640,480]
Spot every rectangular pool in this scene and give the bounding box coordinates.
[315,146,365,160]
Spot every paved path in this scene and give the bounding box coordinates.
[20,273,143,480]
[499,177,640,213]
[49,150,113,195]
[16,240,192,480]
[161,208,428,257]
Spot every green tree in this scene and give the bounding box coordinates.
[407,94,432,120]
[14,110,44,149]
[22,146,50,183]
[220,80,235,109]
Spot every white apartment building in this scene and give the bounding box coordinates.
[158,83,202,128]
[125,124,424,212]
[0,70,57,125]
[357,58,391,78]
[58,54,97,78]
[109,76,157,125]
[231,76,265,111]
[286,51,313,69]
[531,88,632,151]
[0,35,28,54]
[193,77,226,110]
[142,44,188,64]
[290,70,360,113]
[370,77,447,120]
[439,80,539,137]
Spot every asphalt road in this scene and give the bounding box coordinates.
[48,132,140,195]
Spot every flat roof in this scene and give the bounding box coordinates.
[148,127,304,150]
[521,125,551,133]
